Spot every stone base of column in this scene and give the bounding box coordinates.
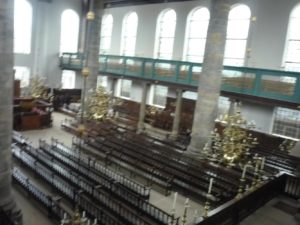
[137,122,145,134]
[186,134,208,155]
[169,132,178,141]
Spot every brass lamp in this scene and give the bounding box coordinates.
[60,209,89,225]
[205,104,259,167]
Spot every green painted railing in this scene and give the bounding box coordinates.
[60,53,300,104]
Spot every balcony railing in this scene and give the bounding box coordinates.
[60,53,300,104]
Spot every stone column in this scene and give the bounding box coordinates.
[170,89,183,140]
[85,0,103,92]
[188,0,231,154]
[0,0,22,223]
[137,82,149,133]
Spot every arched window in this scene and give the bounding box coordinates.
[120,12,138,56]
[154,9,177,59]
[224,5,251,66]
[100,14,113,54]
[14,0,32,54]
[283,5,300,71]
[60,9,80,54]
[183,7,210,63]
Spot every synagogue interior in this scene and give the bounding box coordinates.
[1,0,300,225]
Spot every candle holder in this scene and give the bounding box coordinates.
[202,194,211,219]
[235,177,245,199]
[168,209,176,225]
[181,200,190,225]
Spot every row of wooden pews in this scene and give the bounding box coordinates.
[46,138,150,199]
[12,133,179,225]
[61,120,244,206]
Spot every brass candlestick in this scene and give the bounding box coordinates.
[60,208,89,225]
[235,177,245,199]
[181,198,190,225]
[169,209,176,225]
[202,194,211,219]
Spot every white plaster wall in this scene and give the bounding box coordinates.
[14,0,82,88]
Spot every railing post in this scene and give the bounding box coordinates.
[141,60,146,77]
[188,64,193,85]
[68,53,72,67]
[253,72,262,97]
[175,62,180,82]
[293,76,300,103]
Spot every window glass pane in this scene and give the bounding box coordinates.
[14,66,30,88]
[100,14,113,54]
[288,18,300,38]
[224,5,251,66]
[218,96,230,115]
[189,21,209,38]
[224,40,247,59]
[61,70,75,89]
[155,9,177,59]
[14,0,32,54]
[120,79,132,98]
[284,5,300,71]
[184,7,210,63]
[121,12,138,56]
[152,85,168,107]
[187,39,206,55]
[228,5,251,20]
[183,91,197,100]
[227,20,250,39]
[97,76,108,88]
[60,10,80,54]
[286,41,300,62]
[272,107,300,139]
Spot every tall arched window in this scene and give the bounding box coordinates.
[120,12,138,56]
[14,0,32,54]
[183,7,210,63]
[100,14,113,54]
[154,9,177,59]
[224,5,251,66]
[284,5,300,71]
[60,9,80,54]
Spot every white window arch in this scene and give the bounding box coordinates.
[183,7,210,63]
[120,12,138,56]
[283,5,300,71]
[60,9,80,54]
[224,4,251,66]
[14,0,32,54]
[154,9,177,59]
[100,14,113,54]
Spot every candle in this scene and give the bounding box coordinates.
[242,165,248,179]
[172,192,178,210]
[260,157,265,170]
[254,160,259,173]
[82,211,86,218]
[208,178,214,194]
[63,213,67,219]
[185,198,189,206]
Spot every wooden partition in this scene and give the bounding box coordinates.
[196,174,287,225]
